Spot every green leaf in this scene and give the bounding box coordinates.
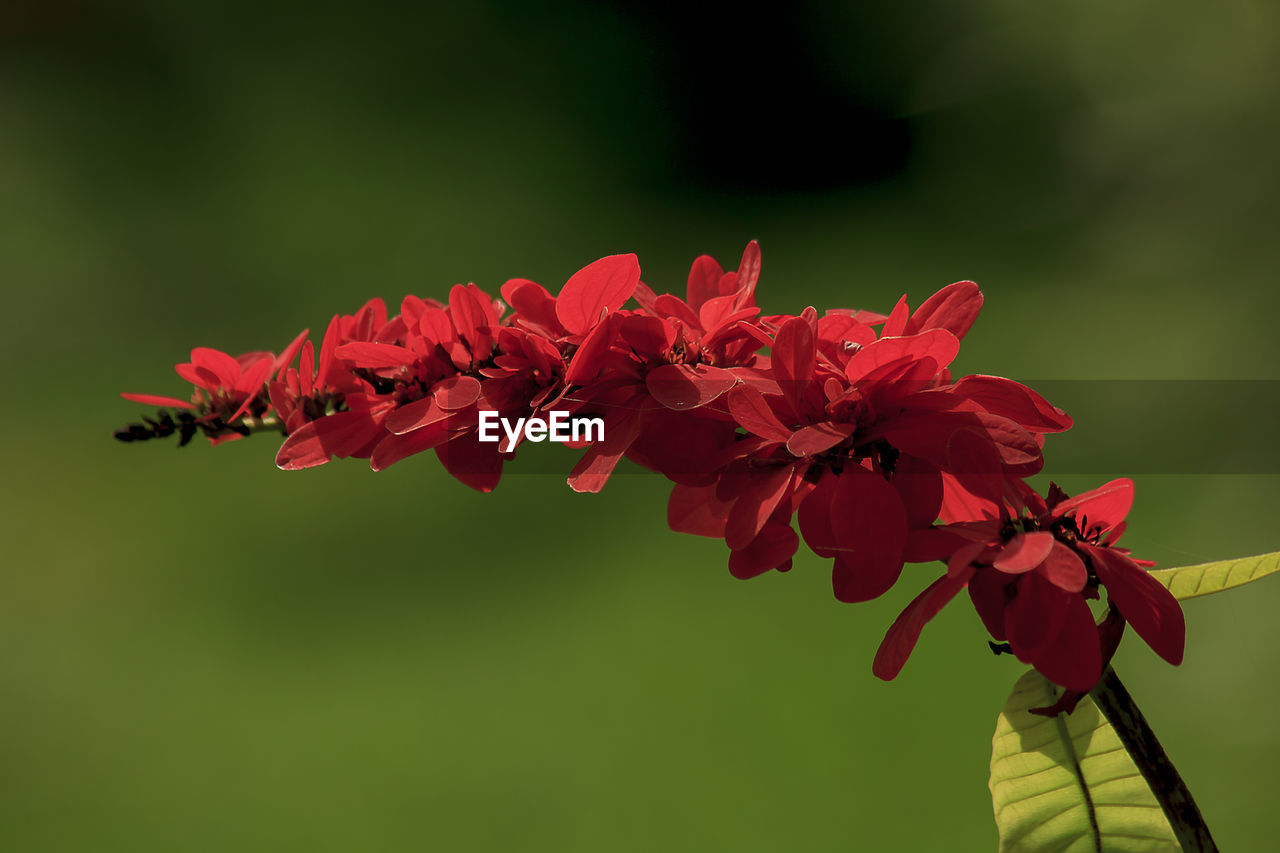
[1148,551,1280,600]
[991,669,1178,852]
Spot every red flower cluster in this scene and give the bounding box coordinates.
[117,242,1185,691]
[875,477,1184,692]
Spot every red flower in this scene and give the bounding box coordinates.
[874,476,1185,692]
[117,241,1198,702]
[313,285,510,485]
[275,265,595,491]
[269,300,389,434]
[669,282,1071,598]
[272,298,401,469]
[558,244,764,493]
[121,331,307,444]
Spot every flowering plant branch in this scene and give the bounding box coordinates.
[116,243,1277,850]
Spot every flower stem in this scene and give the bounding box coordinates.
[237,415,285,435]
[1089,667,1218,852]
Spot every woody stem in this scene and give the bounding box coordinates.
[1089,667,1218,852]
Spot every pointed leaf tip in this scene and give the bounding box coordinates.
[1148,550,1280,600]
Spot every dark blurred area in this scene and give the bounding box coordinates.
[3,2,1279,851]
[608,1,915,191]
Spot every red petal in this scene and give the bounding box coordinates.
[419,306,456,346]
[297,341,316,396]
[555,253,641,336]
[938,471,1001,524]
[725,465,795,550]
[645,363,738,411]
[733,320,777,351]
[829,469,908,602]
[191,347,242,387]
[268,382,294,425]
[1055,479,1135,532]
[449,283,488,350]
[1005,572,1071,660]
[875,412,960,469]
[873,569,971,681]
[371,419,456,471]
[697,292,741,335]
[630,281,659,313]
[1087,545,1185,666]
[434,432,504,493]
[468,283,500,326]
[903,526,972,563]
[1030,610,1126,717]
[979,415,1042,468]
[235,350,273,369]
[668,483,731,537]
[785,422,855,456]
[731,240,761,310]
[1041,541,1088,592]
[880,295,910,337]
[120,392,196,410]
[1031,593,1103,693]
[400,294,429,330]
[993,531,1055,573]
[945,427,1005,517]
[797,469,839,558]
[626,409,734,486]
[351,297,388,339]
[892,453,944,528]
[772,315,816,414]
[563,313,618,386]
[227,358,273,421]
[433,375,482,410]
[500,278,564,336]
[175,362,220,389]
[947,540,988,578]
[652,293,702,329]
[619,314,673,357]
[726,384,792,442]
[316,314,343,388]
[1102,521,1127,547]
[335,341,417,369]
[566,405,643,493]
[817,313,877,349]
[275,411,376,469]
[845,329,959,382]
[385,397,448,435]
[967,570,1010,641]
[686,254,725,312]
[903,281,983,340]
[952,375,1072,432]
[729,520,799,579]
[233,356,273,396]
[268,329,308,378]
[883,409,1040,471]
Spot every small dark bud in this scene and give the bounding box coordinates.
[153,412,176,437]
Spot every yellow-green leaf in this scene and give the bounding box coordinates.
[1148,551,1280,600]
[991,669,1178,852]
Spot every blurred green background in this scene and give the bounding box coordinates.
[4,2,1279,850]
